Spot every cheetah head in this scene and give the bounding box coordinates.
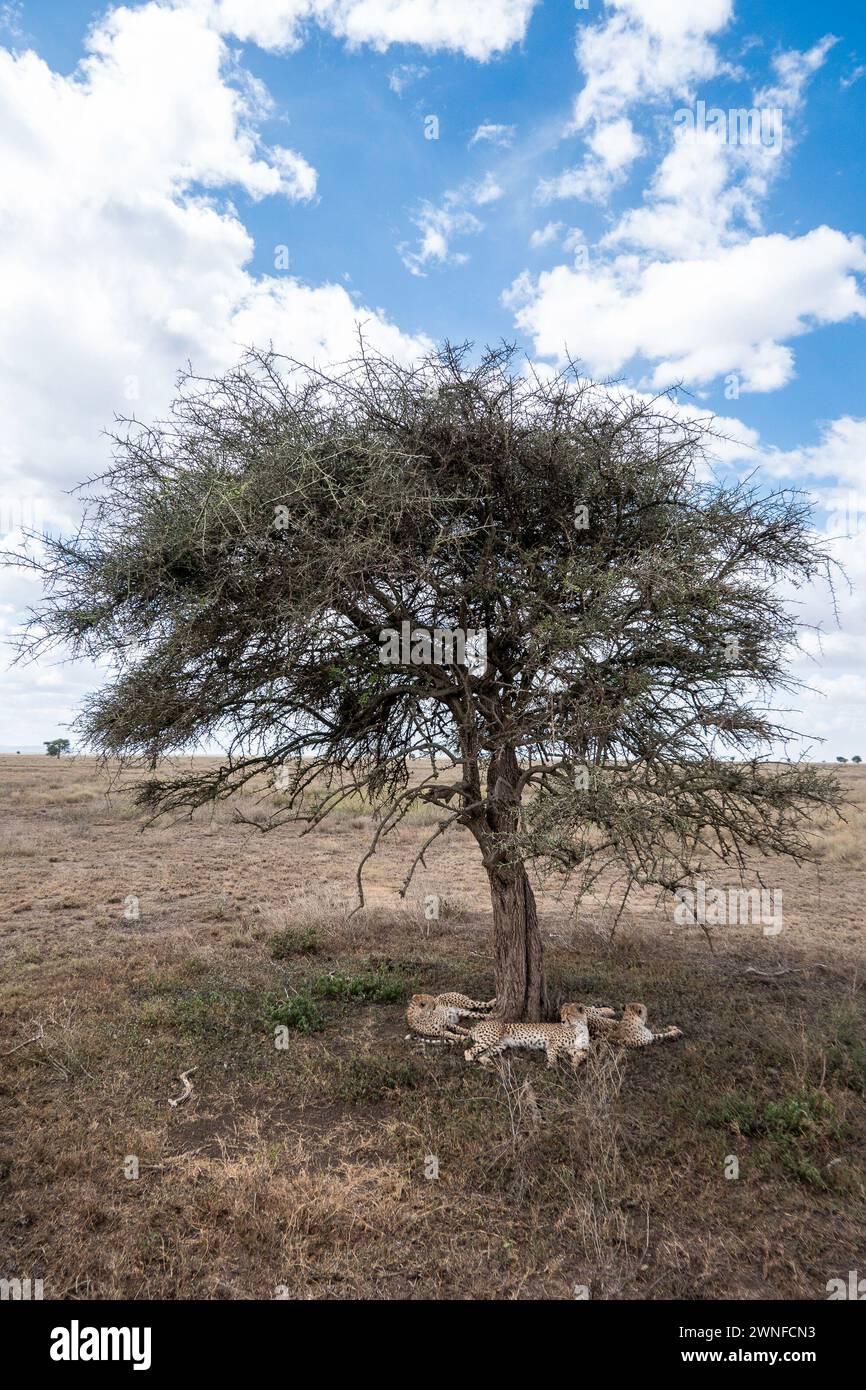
[410,993,436,1007]
[560,1002,586,1023]
[624,1002,648,1023]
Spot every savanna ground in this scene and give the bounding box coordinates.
[1,755,864,1301]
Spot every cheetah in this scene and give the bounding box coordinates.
[563,1000,682,1048]
[432,992,496,1018]
[559,1002,617,1038]
[406,993,471,1044]
[463,1005,590,1069]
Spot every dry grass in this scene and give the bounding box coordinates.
[817,811,866,867]
[1,755,864,1300]
[809,765,866,867]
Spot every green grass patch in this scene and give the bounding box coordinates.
[134,971,268,1044]
[707,1088,836,1139]
[335,1056,424,1103]
[706,1087,845,1190]
[310,964,412,1004]
[170,987,263,1040]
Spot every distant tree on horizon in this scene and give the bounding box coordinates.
[44,738,70,757]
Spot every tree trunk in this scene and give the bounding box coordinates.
[488,862,548,1022]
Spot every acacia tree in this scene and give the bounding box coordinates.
[44,738,71,757]
[15,344,841,1020]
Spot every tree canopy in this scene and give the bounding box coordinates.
[44,738,71,757]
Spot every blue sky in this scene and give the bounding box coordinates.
[1,0,864,752]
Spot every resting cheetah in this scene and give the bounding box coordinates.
[463,1006,590,1069]
[566,1001,682,1048]
[560,1002,617,1038]
[433,992,496,1018]
[406,993,471,1044]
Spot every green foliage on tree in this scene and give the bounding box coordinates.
[44,738,70,757]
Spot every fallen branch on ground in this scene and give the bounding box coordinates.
[743,964,829,978]
[168,1067,198,1107]
[2,1021,45,1055]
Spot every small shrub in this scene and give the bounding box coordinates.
[179,955,208,978]
[706,1092,762,1135]
[763,1091,834,1139]
[310,966,411,1004]
[269,992,325,1034]
[268,926,320,959]
[778,1151,828,1190]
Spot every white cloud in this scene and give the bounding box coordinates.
[387,61,429,95]
[759,417,866,488]
[205,0,539,61]
[781,525,866,754]
[511,27,860,395]
[538,116,643,203]
[603,129,772,259]
[229,277,429,365]
[0,2,23,40]
[469,121,516,148]
[271,145,319,200]
[561,226,586,253]
[605,0,733,39]
[472,172,504,205]
[0,0,434,743]
[529,220,563,248]
[840,63,866,91]
[610,37,836,259]
[398,173,503,274]
[588,114,642,168]
[543,0,733,203]
[10,4,316,207]
[572,1,731,128]
[755,34,838,110]
[560,31,845,404]
[0,0,429,503]
[398,198,483,275]
[505,227,866,389]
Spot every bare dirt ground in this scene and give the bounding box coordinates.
[1,755,864,1300]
